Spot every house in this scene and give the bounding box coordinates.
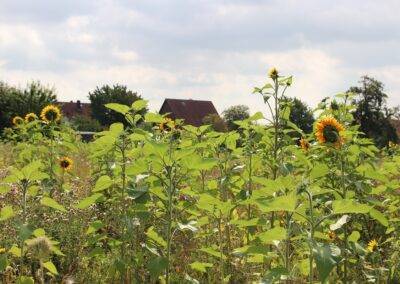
[159,98,219,126]
[58,100,91,119]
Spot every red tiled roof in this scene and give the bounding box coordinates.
[159,98,219,126]
[58,101,91,118]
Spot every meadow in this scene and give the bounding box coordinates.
[0,69,399,283]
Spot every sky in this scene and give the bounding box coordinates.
[0,0,399,115]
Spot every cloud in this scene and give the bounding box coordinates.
[0,0,399,115]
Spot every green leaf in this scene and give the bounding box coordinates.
[43,261,58,275]
[105,103,130,114]
[348,231,360,243]
[313,243,341,283]
[40,197,67,212]
[332,200,371,214]
[146,227,166,248]
[132,99,148,111]
[257,194,297,213]
[145,112,164,123]
[9,245,21,257]
[190,261,213,273]
[148,256,167,278]
[0,206,15,221]
[86,220,104,235]
[310,163,329,180]
[256,226,286,244]
[93,175,113,192]
[33,228,46,237]
[369,208,389,227]
[16,276,34,284]
[199,247,226,259]
[75,193,103,209]
[0,254,8,272]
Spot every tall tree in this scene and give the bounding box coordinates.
[282,96,315,135]
[349,75,398,147]
[89,84,147,126]
[0,81,57,130]
[222,105,250,130]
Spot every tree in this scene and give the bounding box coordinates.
[349,75,398,147]
[0,81,57,130]
[282,96,315,135]
[89,84,147,126]
[202,113,228,132]
[222,105,250,130]
[70,115,103,132]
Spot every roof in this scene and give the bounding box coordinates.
[58,101,91,119]
[159,98,219,126]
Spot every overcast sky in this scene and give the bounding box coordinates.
[1,0,399,115]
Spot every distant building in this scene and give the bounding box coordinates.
[159,98,219,126]
[58,100,91,119]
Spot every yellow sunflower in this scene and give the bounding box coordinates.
[40,105,61,123]
[315,116,345,146]
[327,230,336,242]
[159,117,175,131]
[366,239,378,252]
[59,156,73,171]
[299,137,310,151]
[25,112,38,122]
[12,116,24,126]
[268,67,279,79]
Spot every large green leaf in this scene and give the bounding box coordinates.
[146,227,166,248]
[313,243,341,283]
[256,226,286,244]
[148,256,167,278]
[257,194,297,213]
[75,193,103,209]
[190,262,213,273]
[43,261,58,275]
[369,208,389,227]
[40,197,67,212]
[0,206,15,221]
[332,199,371,214]
[105,103,130,114]
[310,163,329,180]
[131,99,148,111]
[93,175,113,192]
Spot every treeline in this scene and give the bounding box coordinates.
[0,76,398,147]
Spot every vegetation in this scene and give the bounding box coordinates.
[222,105,250,130]
[0,81,57,131]
[89,84,147,127]
[349,75,398,147]
[0,70,400,283]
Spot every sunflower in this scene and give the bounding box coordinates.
[268,67,279,79]
[299,137,310,151]
[12,116,24,126]
[315,116,345,146]
[327,230,337,241]
[159,117,175,131]
[366,239,378,252]
[59,156,73,171]
[25,113,38,123]
[40,105,61,123]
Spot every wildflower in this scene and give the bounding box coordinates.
[59,156,73,171]
[268,67,279,79]
[25,113,38,122]
[12,116,24,126]
[366,239,378,252]
[0,247,6,254]
[299,137,310,151]
[26,236,52,260]
[159,117,175,131]
[40,105,61,123]
[327,231,336,241]
[315,116,345,146]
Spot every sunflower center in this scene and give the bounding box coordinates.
[323,125,340,143]
[45,110,58,121]
[60,160,70,168]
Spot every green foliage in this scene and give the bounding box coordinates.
[350,75,398,147]
[89,84,147,126]
[0,81,57,131]
[1,73,399,284]
[222,104,250,130]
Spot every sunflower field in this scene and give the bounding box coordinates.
[1,69,400,284]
